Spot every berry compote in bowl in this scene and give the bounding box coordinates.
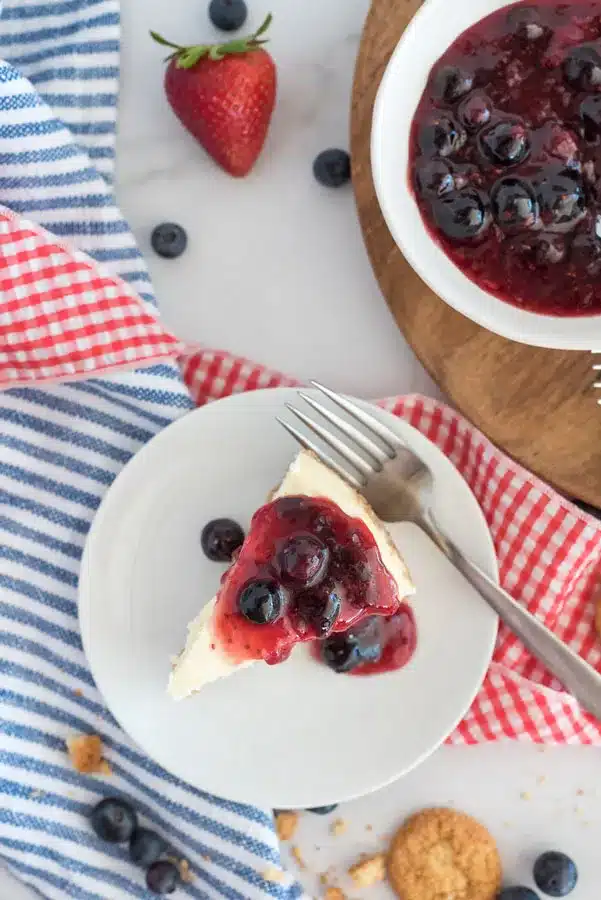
[371,0,601,349]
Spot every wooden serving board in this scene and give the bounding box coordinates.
[350,0,601,508]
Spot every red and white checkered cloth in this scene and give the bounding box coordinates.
[4,207,601,745]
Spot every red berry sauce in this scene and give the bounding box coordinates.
[350,606,417,676]
[213,495,402,666]
[409,0,601,315]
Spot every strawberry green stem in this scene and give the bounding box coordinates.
[150,13,272,68]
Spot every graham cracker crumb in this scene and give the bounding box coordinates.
[167,857,194,884]
[74,688,83,697]
[319,873,329,885]
[202,855,211,863]
[262,865,284,883]
[520,791,531,801]
[291,846,305,869]
[324,888,346,900]
[66,734,110,775]
[348,853,386,887]
[365,823,373,832]
[330,818,347,837]
[577,788,585,796]
[275,811,299,842]
[537,775,546,785]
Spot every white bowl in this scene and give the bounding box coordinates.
[371,0,601,351]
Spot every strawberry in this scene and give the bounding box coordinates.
[151,15,276,178]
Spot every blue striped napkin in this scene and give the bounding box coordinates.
[0,1,305,897]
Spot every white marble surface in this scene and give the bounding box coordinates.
[3,0,601,897]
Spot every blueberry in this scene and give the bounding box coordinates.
[201,518,245,562]
[563,44,601,91]
[146,860,180,895]
[151,223,188,259]
[313,149,351,188]
[478,120,530,167]
[571,230,601,275]
[129,828,167,868]
[431,189,490,242]
[534,170,586,231]
[208,0,247,31]
[579,94,601,142]
[277,534,329,587]
[90,797,137,844]
[497,889,540,900]
[415,159,455,198]
[322,617,381,673]
[292,585,341,637]
[419,113,466,158]
[491,177,539,230]
[458,92,492,132]
[239,579,285,624]
[432,65,474,103]
[533,851,578,897]
[307,804,338,815]
[506,6,545,41]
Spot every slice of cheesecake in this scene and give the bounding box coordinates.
[169,449,415,699]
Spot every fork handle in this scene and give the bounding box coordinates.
[444,536,601,722]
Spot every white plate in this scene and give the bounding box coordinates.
[79,388,498,808]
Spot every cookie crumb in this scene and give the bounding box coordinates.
[576,788,585,796]
[202,855,211,863]
[290,846,305,869]
[349,853,386,887]
[520,791,531,801]
[262,865,284,883]
[167,857,194,884]
[324,888,346,900]
[365,823,373,832]
[66,734,110,775]
[537,775,546,785]
[74,688,83,697]
[319,873,329,885]
[330,818,347,837]
[275,811,299,842]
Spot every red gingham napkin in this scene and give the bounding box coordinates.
[5,208,601,745]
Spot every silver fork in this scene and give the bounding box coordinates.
[278,381,601,722]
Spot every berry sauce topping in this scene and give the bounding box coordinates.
[213,495,401,665]
[409,0,601,316]
[318,605,417,676]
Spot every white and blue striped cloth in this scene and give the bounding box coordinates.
[0,2,305,897]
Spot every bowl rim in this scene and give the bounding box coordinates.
[370,0,601,351]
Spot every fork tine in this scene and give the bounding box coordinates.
[276,417,365,489]
[285,403,377,480]
[310,381,403,456]
[298,391,388,470]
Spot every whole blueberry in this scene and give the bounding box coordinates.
[313,149,351,188]
[563,44,601,91]
[506,5,545,41]
[505,232,566,268]
[129,828,167,868]
[239,579,285,624]
[90,797,137,844]
[201,518,245,562]
[491,177,539,230]
[277,534,329,587]
[151,223,188,259]
[432,189,490,242]
[146,860,180,895]
[458,92,492,132]
[415,159,455,198]
[419,113,466,158]
[208,0,247,32]
[534,171,586,231]
[533,851,578,897]
[432,64,474,103]
[307,804,338,815]
[497,889,540,900]
[322,617,381,673]
[478,120,530,167]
